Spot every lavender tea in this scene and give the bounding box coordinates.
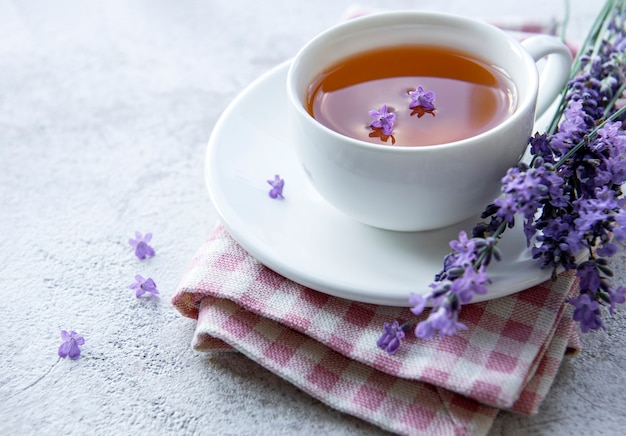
[306,45,517,146]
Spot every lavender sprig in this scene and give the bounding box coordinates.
[378,0,626,351]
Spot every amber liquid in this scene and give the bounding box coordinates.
[306,45,516,147]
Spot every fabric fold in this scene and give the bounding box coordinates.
[173,225,580,435]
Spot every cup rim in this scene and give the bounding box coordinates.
[286,10,539,153]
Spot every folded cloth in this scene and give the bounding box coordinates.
[172,224,580,435]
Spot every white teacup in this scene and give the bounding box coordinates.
[286,11,572,232]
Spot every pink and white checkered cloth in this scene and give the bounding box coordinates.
[172,224,580,435]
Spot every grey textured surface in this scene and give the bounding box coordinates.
[1,0,625,435]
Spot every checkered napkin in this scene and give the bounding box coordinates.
[172,224,580,435]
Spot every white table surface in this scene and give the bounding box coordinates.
[2,0,625,434]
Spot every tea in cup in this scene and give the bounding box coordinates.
[286,11,572,231]
[307,44,520,147]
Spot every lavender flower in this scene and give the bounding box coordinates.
[267,175,285,199]
[569,293,604,333]
[128,231,155,260]
[408,230,495,334]
[548,100,590,156]
[608,286,626,314]
[409,292,431,316]
[130,274,160,298]
[377,1,626,353]
[448,231,479,265]
[376,320,408,355]
[415,304,467,340]
[451,265,490,304]
[368,104,396,136]
[408,86,436,111]
[58,330,84,360]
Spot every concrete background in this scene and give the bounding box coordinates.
[1,0,624,434]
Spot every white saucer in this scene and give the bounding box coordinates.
[205,60,550,307]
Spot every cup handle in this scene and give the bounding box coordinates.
[521,35,573,119]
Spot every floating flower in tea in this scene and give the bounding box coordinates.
[368,104,397,144]
[368,104,396,135]
[408,85,436,111]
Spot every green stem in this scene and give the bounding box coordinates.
[547,0,619,135]
[587,0,618,64]
[560,0,571,42]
